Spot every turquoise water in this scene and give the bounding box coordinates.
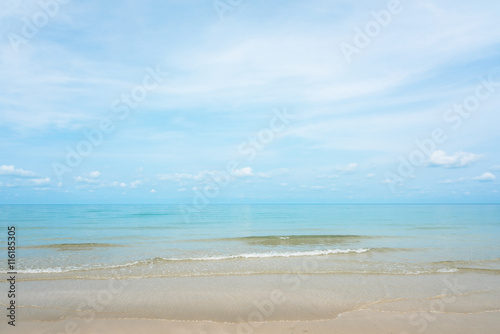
[1,204,499,279]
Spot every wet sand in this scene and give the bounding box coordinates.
[1,273,499,333]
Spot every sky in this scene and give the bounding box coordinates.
[1,0,500,204]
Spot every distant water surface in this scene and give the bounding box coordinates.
[1,204,499,280]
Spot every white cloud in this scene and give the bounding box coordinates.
[28,177,50,186]
[130,180,143,188]
[159,171,221,182]
[473,172,496,182]
[382,178,401,185]
[0,165,36,177]
[75,176,100,184]
[336,163,358,173]
[232,167,253,177]
[150,189,157,193]
[366,173,375,178]
[177,188,186,192]
[75,171,102,184]
[159,167,270,183]
[159,172,198,182]
[438,177,466,184]
[0,176,51,187]
[317,164,358,179]
[428,150,481,168]
[111,181,127,188]
[89,171,101,178]
[256,169,289,178]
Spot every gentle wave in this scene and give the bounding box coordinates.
[216,234,375,246]
[16,267,71,274]
[168,248,371,261]
[433,258,500,265]
[12,248,370,274]
[13,251,500,276]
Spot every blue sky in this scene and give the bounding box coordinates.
[1,0,500,204]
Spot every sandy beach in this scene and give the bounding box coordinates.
[10,312,500,334]
[2,272,499,333]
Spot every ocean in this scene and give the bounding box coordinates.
[1,204,500,281]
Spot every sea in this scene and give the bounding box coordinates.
[1,204,500,281]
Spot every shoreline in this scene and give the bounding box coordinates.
[1,272,499,333]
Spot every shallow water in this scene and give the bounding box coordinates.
[1,204,499,280]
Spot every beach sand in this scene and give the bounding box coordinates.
[2,272,499,333]
[9,312,500,334]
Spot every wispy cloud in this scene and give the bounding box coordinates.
[130,180,143,188]
[428,151,481,168]
[336,163,358,173]
[0,165,36,177]
[89,171,100,178]
[75,171,102,184]
[438,177,466,184]
[473,172,496,182]
[159,167,271,183]
[75,176,100,184]
[27,177,51,186]
[158,171,222,183]
[232,167,253,177]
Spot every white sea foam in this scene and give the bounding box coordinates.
[7,249,370,274]
[16,267,70,274]
[175,248,371,261]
